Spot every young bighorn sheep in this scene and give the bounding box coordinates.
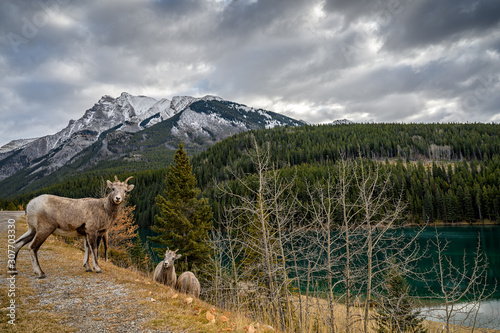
[176,271,201,298]
[84,230,109,266]
[11,176,134,278]
[154,248,181,287]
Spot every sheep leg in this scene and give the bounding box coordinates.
[83,238,92,272]
[86,233,102,273]
[96,233,108,261]
[103,232,108,262]
[96,235,102,258]
[10,226,36,273]
[29,228,56,279]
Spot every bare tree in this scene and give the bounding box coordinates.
[307,158,425,333]
[213,137,308,331]
[210,144,428,333]
[425,230,496,333]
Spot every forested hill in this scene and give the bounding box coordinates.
[5,122,500,226]
[191,123,500,225]
[192,122,499,187]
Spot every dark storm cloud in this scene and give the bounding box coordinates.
[0,0,499,147]
[380,0,500,51]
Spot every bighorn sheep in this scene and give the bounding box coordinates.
[176,271,201,298]
[11,176,134,278]
[154,248,181,287]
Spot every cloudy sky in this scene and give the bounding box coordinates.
[1,0,499,146]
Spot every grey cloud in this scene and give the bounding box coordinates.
[380,0,500,51]
[323,0,382,26]
[0,0,499,146]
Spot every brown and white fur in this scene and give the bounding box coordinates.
[154,249,181,287]
[11,176,134,278]
[176,271,201,298]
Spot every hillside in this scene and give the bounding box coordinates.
[191,122,500,225]
[0,212,261,332]
[0,93,303,198]
[6,123,500,227]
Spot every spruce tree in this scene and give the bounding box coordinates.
[130,234,146,269]
[375,266,427,333]
[149,142,213,275]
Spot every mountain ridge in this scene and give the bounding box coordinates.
[0,93,304,196]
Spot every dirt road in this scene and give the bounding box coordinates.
[0,211,167,332]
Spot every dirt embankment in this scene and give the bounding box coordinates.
[0,211,245,333]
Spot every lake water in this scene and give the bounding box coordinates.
[405,225,500,300]
[140,225,500,328]
[409,225,500,329]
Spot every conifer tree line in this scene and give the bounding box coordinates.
[6,123,500,227]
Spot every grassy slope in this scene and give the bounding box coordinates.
[0,214,260,333]
[2,213,497,332]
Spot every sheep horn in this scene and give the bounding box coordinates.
[114,175,119,182]
[124,176,134,183]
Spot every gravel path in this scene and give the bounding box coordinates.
[0,211,171,333]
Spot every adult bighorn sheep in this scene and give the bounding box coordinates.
[154,248,181,287]
[176,271,201,298]
[11,176,134,278]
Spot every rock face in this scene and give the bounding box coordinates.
[0,93,303,186]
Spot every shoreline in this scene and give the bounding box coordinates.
[406,220,500,227]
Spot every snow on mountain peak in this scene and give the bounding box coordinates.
[201,95,223,101]
[0,138,39,154]
[170,96,199,113]
[121,93,158,116]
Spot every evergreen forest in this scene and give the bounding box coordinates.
[5,123,500,227]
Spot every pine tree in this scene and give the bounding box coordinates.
[463,187,475,222]
[422,189,434,223]
[149,142,213,275]
[375,266,427,333]
[6,201,17,211]
[130,234,146,269]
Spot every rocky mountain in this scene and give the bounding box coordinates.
[331,119,353,125]
[0,93,303,196]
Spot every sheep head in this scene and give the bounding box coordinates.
[106,176,135,204]
[163,248,181,269]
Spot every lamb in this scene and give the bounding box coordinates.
[10,176,134,278]
[154,248,181,287]
[84,230,109,265]
[176,271,201,298]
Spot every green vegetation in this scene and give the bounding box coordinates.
[149,143,213,275]
[375,266,427,333]
[5,123,500,227]
[4,122,499,332]
[194,123,500,225]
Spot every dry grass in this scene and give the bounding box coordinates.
[291,293,500,333]
[0,215,269,333]
[2,214,498,332]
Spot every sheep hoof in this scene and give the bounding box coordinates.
[38,273,46,279]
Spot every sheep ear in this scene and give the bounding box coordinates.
[175,254,182,259]
[106,180,113,188]
[127,184,135,192]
